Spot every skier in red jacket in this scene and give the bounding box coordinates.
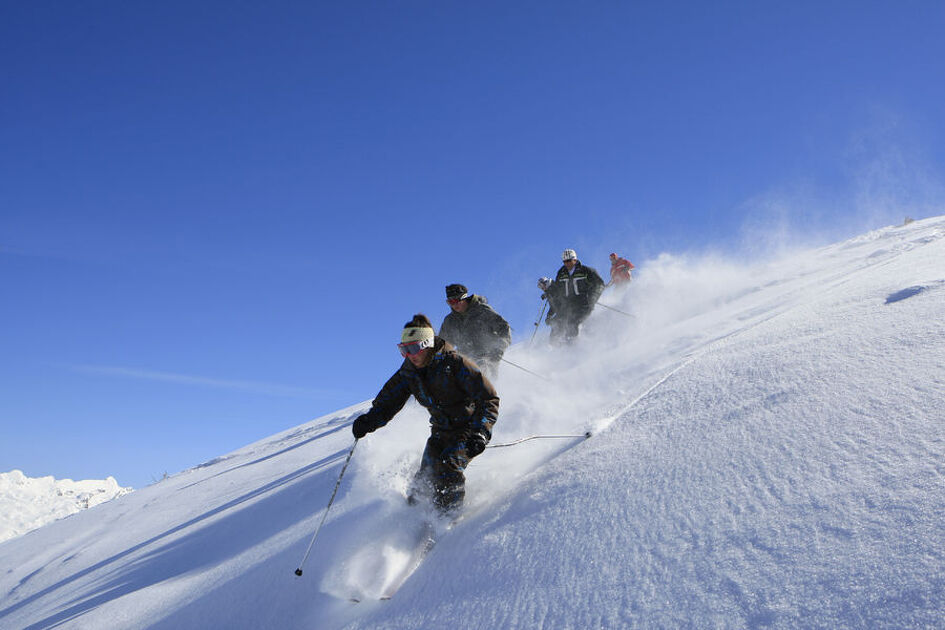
[607,252,634,287]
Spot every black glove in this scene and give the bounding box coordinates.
[352,414,373,439]
[466,433,487,457]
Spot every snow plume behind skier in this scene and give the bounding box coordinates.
[351,314,499,517]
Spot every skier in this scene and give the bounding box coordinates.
[537,276,563,339]
[540,249,605,344]
[438,283,511,380]
[606,252,634,287]
[351,314,499,516]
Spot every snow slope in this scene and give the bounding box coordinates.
[1,217,943,629]
[0,471,132,544]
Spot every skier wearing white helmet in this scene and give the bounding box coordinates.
[537,249,604,344]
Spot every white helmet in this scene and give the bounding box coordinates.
[562,248,577,262]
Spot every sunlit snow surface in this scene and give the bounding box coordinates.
[1,217,943,629]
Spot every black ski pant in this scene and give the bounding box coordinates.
[409,427,474,514]
[549,306,591,345]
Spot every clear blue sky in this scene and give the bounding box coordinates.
[3,2,944,488]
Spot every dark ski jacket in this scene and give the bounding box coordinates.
[438,295,511,364]
[552,261,605,315]
[358,337,499,441]
[541,280,566,323]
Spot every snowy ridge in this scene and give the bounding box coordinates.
[0,217,943,629]
[0,470,132,544]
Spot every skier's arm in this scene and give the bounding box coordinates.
[455,355,499,443]
[584,268,605,305]
[489,312,512,356]
[355,370,412,435]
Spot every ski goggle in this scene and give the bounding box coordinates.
[446,298,464,305]
[397,337,434,357]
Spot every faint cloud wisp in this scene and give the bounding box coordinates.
[65,364,333,400]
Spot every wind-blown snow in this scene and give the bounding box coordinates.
[0,471,132,544]
[1,217,943,629]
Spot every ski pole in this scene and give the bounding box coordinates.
[597,302,635,319]
[500,357,550,381]
[529,300,549,344]
[294,438,358,577]
[487,431,592,449]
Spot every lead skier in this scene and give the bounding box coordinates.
[351,314,499,516]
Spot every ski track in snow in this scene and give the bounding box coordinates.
[1,217,944,629]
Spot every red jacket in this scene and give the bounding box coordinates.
[609,256,634,285]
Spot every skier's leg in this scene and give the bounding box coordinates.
[430,436,469,515]
[549,320,566,346]
[568,307,593,342]
[561,313,580,343]
[407,434,441,506]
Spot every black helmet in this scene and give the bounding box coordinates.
[445,284,468,300]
